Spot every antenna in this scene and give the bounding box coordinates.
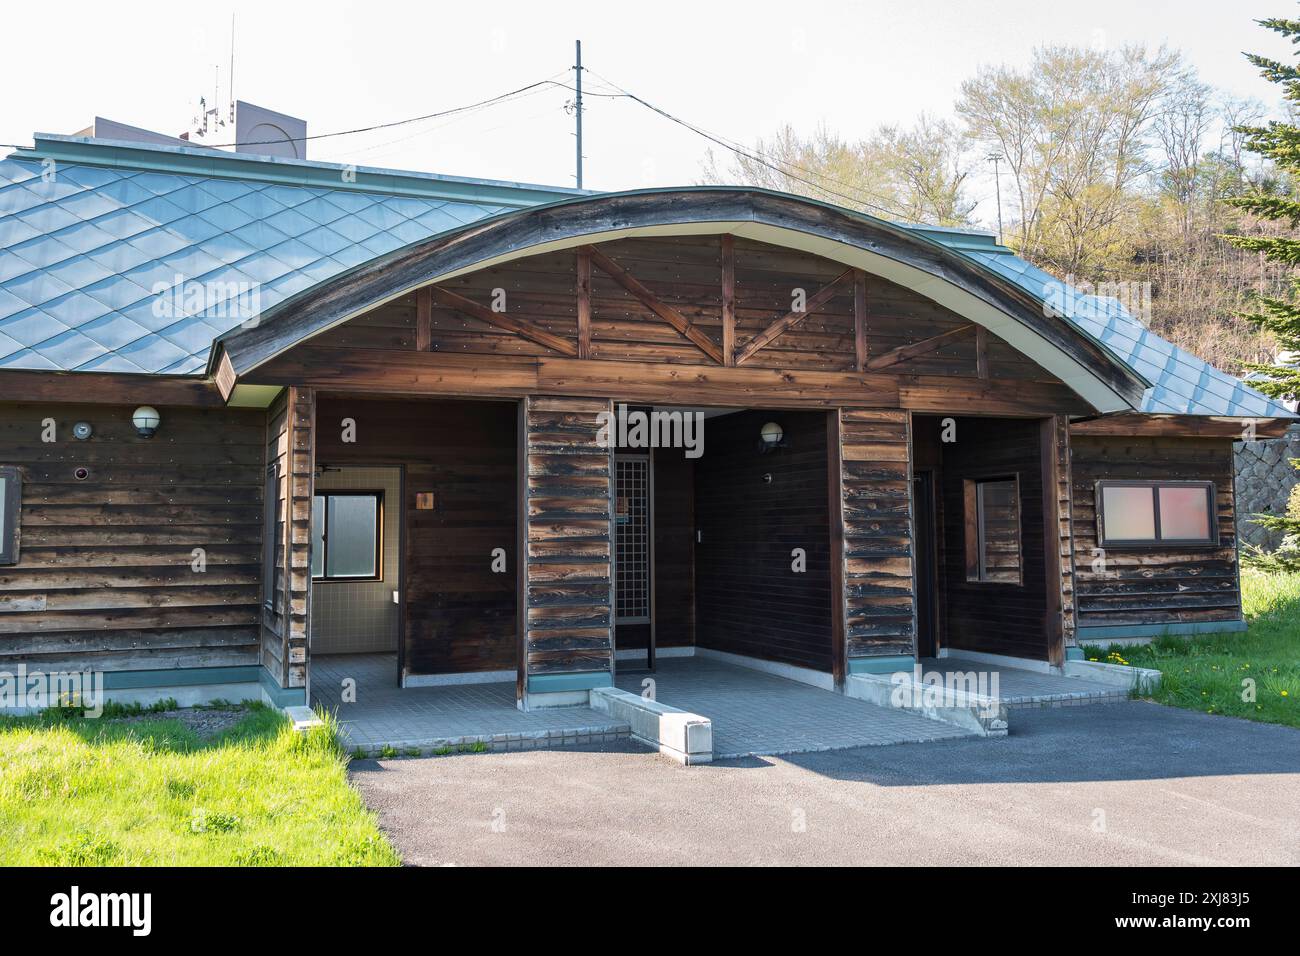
[228,14,236,124]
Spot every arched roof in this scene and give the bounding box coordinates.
[215,187,1149,413]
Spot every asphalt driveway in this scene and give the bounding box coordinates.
[350,701,1300,866]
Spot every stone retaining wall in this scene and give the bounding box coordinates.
[1235,425,1300,551]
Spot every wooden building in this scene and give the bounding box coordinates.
[0,136,1292,709]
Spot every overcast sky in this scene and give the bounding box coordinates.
[4,0,1294,229]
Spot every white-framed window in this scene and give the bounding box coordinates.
[311,491,383,581]
[1096,480,1217,547]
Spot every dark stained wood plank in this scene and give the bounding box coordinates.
[1071,413,1292,438]
[576,251,592,360]
[428,284,578,356]
[721,235,736,367]
[583,244,724,365]
[867,324,975,372]
[734,269,852,366]
[0,370,224,408]
[416,286,433,352]
[975,325,989,380]
[854,269,868,372]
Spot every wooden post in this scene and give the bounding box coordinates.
[576,251,592,360]
[827,409,847,688]
[975,325,989,379]
[416,287,432,352]
[1040,415,1069,666]
[853,269,868,372]
[721,235,736,366]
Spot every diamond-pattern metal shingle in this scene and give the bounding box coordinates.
[954,248,1295,419]
[0,152,510,374]
[0,142,1292,418]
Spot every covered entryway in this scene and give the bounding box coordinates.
[612,406,838,684]
[911,414,1065,664]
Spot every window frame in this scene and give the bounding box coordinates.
[0,466,21,566]
[311,490,384,583]
[1095,479,1218,549]
[963,474,1023,586]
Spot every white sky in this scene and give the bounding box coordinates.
[4,0,1294,228]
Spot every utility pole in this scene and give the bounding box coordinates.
[574,40,584,189]
[986,152,1003,245]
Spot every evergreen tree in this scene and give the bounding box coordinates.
[1223,17,1300,569]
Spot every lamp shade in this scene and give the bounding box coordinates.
[760,421,784,446]
[132,406,161,438]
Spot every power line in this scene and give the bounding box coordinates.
[201,78,568,148]
[579,68,930,224]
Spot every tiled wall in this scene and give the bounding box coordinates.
[311,466,401,655]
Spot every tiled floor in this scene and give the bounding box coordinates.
[311,654,629,755]
[615,658,972,758]
[919,656,1129,708]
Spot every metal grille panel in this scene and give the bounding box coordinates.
[615,456,650,623]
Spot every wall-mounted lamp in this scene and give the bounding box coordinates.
[759,421,785,454]
[72,422,93,441]
[131,406,160,439]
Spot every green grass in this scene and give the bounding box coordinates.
[0,704,400,866]
[1081,570,1300,728]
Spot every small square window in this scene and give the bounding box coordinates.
[0,466,21,565]
[964,476,1022,584]
[1096,481,1216,547]
[312,491,383,581]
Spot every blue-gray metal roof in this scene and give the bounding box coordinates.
[0,135,1291,419]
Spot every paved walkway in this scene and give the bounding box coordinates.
[351,702,1300,866]
[311,654,628,755]
[615,658,970,758]
[919,656,1129,708]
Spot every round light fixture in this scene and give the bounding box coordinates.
[72,422,93,441]
[131,406,161,439]
[759,421,784,452]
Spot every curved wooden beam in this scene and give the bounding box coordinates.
[214,189,1147,411]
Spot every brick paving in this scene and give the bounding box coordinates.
[311,654,629,756]
[615,658,972,758]
[311,653,1118,760]
[919,656,1130,709]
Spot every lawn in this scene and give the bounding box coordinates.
[0,703,400,866]
[1081,569,1300,728]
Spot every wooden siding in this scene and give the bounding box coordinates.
[315,397,518,676]
[1043,416,1076,657]
[0,402,264,672]
[250,235,1093,419]
[1070,435,1241,628]
[836,408,916,660]
[341,234,1060,374]
[260,387,313,688]
[694,410,834,671]
[521,396,614,687]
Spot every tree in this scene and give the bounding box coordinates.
[699,117,973,227]
[958,44,1180,278]
[1222,16,1300,570]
